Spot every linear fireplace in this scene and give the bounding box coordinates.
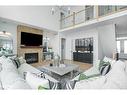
[25,53,38,64]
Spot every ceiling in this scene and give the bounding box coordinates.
[0,6,127,35]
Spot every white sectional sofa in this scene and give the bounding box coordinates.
[0,56,58,90]
[72,60,101,81]
[1,55,127,89]
[73,57,127,89]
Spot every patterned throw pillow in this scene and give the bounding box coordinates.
[10,57,21,68]
[99,63,111,75]
[98,60,111,70]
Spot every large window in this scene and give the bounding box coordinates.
[124,40,127,53]
[117,41,120,53]
[117,39,127,54]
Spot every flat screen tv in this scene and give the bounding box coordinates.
[21,32,43,46]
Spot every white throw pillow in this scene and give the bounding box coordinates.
[0,57,17,71]
[18,56,26,64]
[0,56,7,66]
[106,60,127,89]
[0,56,6,59]
[103,56,116,67]
[25,72,49,89]
[0,57,18,79]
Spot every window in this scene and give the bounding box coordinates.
[117,41,120,53]
[124,40,127,53]
[117,39,127,54]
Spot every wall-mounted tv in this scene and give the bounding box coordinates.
[21,32,43,46]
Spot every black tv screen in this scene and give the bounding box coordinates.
[21,32,43,46]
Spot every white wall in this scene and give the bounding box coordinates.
[51,34,60,55]
[116,24,127,38]
[0,20,59,55]
[43,31,56,48]
[98,24,116,59]
[60,24,116,65]
[0,21,17,54]
[60,28,99,65]
[0,6,60,32]
[43,31,60,54]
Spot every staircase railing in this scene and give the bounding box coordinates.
[60,6,127,29]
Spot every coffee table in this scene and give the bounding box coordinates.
[41,63,79,80]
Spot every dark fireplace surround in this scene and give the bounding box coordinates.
[25,53,38,64]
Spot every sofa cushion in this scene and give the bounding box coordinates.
[102,80,120,89]
[106,60,127,89]
[25,72,49,89]
[0,57,18,80]
[6,80,31,89]
[75,76,106,89]
[0,57,31,89]
[18,63,42,78]
[0,69,31,89]
[0,57,17,72]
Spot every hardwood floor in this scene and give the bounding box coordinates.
[64,60,93,71]
[31,59,93,71]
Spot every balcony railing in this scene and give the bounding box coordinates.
[60,6,127,29]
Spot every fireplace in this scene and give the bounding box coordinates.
[25,53,38,64]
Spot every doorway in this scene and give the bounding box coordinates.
[61,38,66,60]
